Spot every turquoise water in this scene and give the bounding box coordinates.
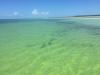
[0,19,100,75]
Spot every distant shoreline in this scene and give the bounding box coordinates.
[48,15,100,19]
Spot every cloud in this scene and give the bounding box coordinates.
[32,9,39,15]
[32,9,49,16]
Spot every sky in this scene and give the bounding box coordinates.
[0,0,100,19]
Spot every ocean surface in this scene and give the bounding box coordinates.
[0,19,100,75]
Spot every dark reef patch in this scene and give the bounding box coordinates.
[25,44,34,48]
[49,38,56,42]
[92,32,100,35]
[40,38,56,49]
[47,38,57,46]
[80,43,94,47]
[40,43,46,48]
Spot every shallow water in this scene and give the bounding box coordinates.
[0,19,100,75]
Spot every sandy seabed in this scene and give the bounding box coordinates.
[0,19,100,75]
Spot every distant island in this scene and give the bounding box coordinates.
[48,15,100,19]
[73,15,100,17]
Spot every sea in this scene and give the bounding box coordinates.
[0,18,100,75]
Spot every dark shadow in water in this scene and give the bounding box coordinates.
[81,43,94,47]
[48,38,56,45]
[26,44,34,48]
[54,19,100,37]
[49,19,100,38]
[50,38,56,42]
[40,38,56,48]
[92,32,100,35]
[40,43,46,48]
[82,25,100,36]
[57,21,76,25]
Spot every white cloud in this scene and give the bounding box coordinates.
[13,12,19,16]
[32,9,39,15]
[32,9,49,16]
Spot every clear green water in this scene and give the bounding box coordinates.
[0,19,100,75]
